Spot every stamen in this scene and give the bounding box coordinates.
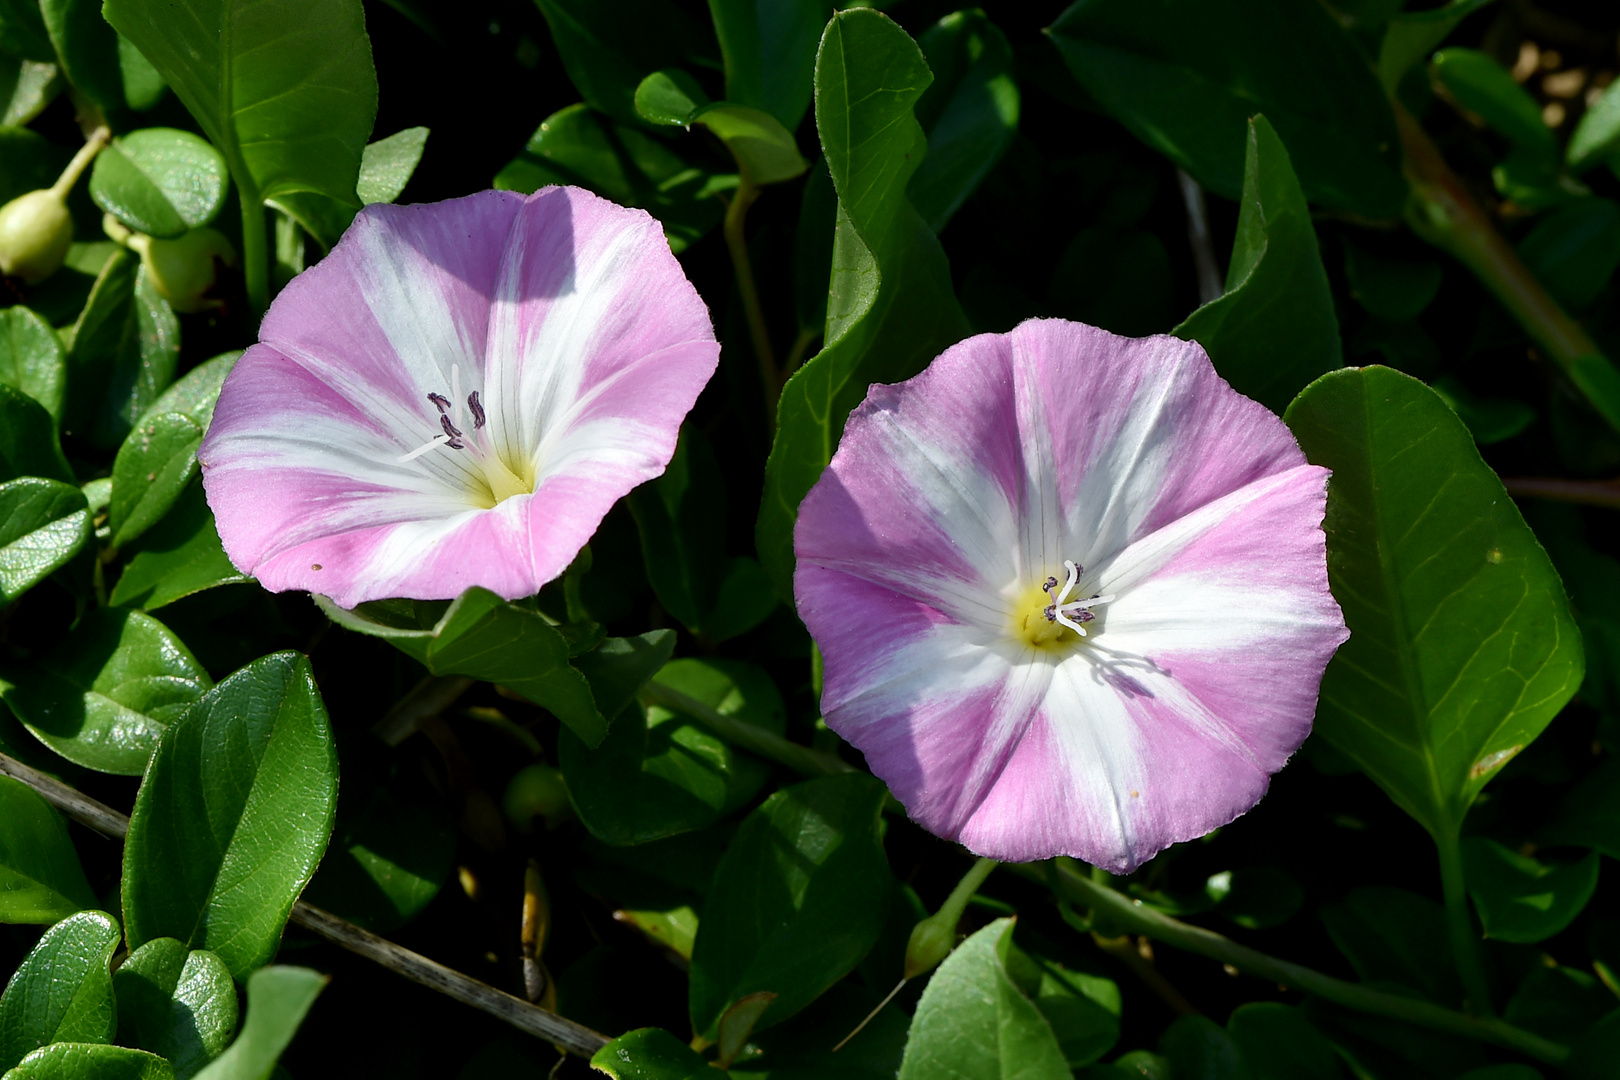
[440,414,464,441]
[468,391,486,430]
[427,392,452,413]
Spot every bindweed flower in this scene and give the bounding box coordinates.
[794,319,1348,873]
[201,187,719,608]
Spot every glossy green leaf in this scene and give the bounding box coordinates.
[114,939,237,1079]
[4,1044,175,1080]
[896,918,1070,1080]
[318,587,614,748]
[109,482,250,610]
[190,967,325,1080]
[1048,0,1405,218]
[356,126,427,204]
[1174,115,1340,414]
[38,0,122,115]
[1377,0,1496,92]
[909,9,1018,233]
[690,103,806,185]
[0,608,211,775]
[117,34,163,111]
[1160,1015,1251,1080]
[1543,756,1620,858]
[532,0,714,126]
[0,478,90,604]
[0,773,96,924]
[0,307,66,423]
[1431,376,1536,446]
[0,0,55,63]
[589,1028,709,1080]
[123,653,338,976]
[570,630,676,726]
[757,8,969,598]
[1320,886,1459,1001]
[109,412,203,549]
[103,0,378,212]
[1461,837,1599,943]
[0,59,61,126]
[561,657,782,845]
[495,103,726,254]
[1283,367,1584,841]
[90,129,228,239]
[1342,241,1443,323]
[1517,198,1620,311]
[632,67,706,125]
[65,250,179,451]
[1570,79,1620,174]
[628,428,725,633]
[706,0,829,131]
[1001,940,1121,1069]
[0,384,72,485]
[146,351,237,427]
[1431,49,1555,161]
[1226,1003,1342,1080]
[0,910,120,1071]
[689,773,890,1039]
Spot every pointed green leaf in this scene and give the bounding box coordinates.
[589,1028,710,1080]
[1432,49,1555,160]
[190,967,325,1080]
[0,910,120,1071]
[705,0,829,131]
[123,653,338,976]
[109,412,203,549]
[1283,367,1584,839]
[109,482,250,610]
[1570,79,1620,174]
[39,0,124,116]
[114,940,237,1079]
[0,308,66,424]
[1461,837,1599,943]
[0,773,96,924]
[0,478,90,605]
[356,126,428,204]
[0,57,60,127]
[531,0,714,127]
[65,250,179,451]
[1377,0,1496,93]
[0,384,72,485]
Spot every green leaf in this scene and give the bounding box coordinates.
[1566,1009,1620,1080]
[146,350,238,427]
[0,910,120,1071]
[109,412,203,549]
[571,630,677,726]
[688,103,806,185]
[109,481,250,610]
[704,557,778,644]
[190,967,326,1080]
[0,608,212,776]
[89,129,229,239]
[1570,79,1620,174]
[705,0,829,132]
[756,8,969,599]
[1517,198,1620,311]
[117,34,163,111]
[318,587,613,748]
[1226,1003,1342,1080]
[494,103,726,254]
[560,657,783,846]
[628,428,725,633]
[531,0,714,127]
[0,307,66,423]
[122,653,338,977]
[65,250,179,451]
[689,773,891,1039]
[0,58,61,127]
[4,1044,175,1080]
[895,918,1070,1080]
[1320,886,1458,1001]
[102,0,378,211]
[632,67,706,125]
[909,9,1018,233]
[1160,1015,1252,1080]
[356,126,427,204]
[1431,49,1556,161]
[792,156,836,338]
[589,1028,710,1080]
[1174,115,1341,414]
[1461,837,1598,943]
[0,384,73,485]
[0,0,55,63]
[1207,867,1304,930]
[1283,366,1584,841]
[1504,965,1617,1047]
[1048,0,1405,218]
[0,478,91,605]
[0,773,96,924]
[1376,0,1496,94]
[1430,376,1536,446]
[1543,756,1620,858]
[38,0,123,115]
[114,939,237,1079]
[1001,940,1121,1068]
[1342,240,1443,323]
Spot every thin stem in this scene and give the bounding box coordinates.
[723,175,779,425]
[1396,104,1620,433]
[0,752,610,1058]
[240,189,269,322]
[639,681,854,778]
[938,857,997,923]
[1092,933,1200,1017]
[1048,860,1567,1065]
[49,126,109,201]
[1502,475,1620,509]
[1436,829,1494,1017]
[1175,168,1223,306]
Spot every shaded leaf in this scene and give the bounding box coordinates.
[0,478,90,605]
[1461,837,1599,943]
[190,967,325,1080]
[0,383,72,485]
[109,481,250,610]
[0,773,96,924]
[64,250,179,451]
[0,307,66,423]
[589,1028,709,1080]
[109,411,203,549]
[4,1044,174,1080]
[113,939,237,1079]
[706,0,829,131]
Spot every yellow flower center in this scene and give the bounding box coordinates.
[1007,560,1115,653]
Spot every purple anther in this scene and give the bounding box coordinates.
[1043,576,1059,593]
[428,392,452,413]
[1044,605,1056,622]
[467,391,486,430]
[440,414,464,440]
[1076,610,1095,622]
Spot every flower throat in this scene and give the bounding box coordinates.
[398,365,533,507]
[1012,560,1115,652]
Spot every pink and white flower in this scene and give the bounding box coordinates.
[200,187,719,608]
[794,319,1348,872]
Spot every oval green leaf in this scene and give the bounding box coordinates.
[114,939,237,1079]
[1461,837,1599,944]
[109,481,250,611]
[0,478,91,605]
[0,307,66,424]
[0,384,72,485]
[90,128,229,239]
[0,910,120,1071]
[0,773,96,924]
[4,1044,175,1080]
[109,412,203,549]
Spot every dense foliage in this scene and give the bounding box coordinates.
[1,0,1620,1077]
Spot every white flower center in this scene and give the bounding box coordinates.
[397,364,533,507]
[1011,559,1116,651]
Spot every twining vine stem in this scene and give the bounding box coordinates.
[722,173,781,427]
[638,679,854,777]
[0,752,610,1059]
[1045,859,1569,1065]
[1435,827,1496,1019]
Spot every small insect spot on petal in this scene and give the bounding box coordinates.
[311,563,323,571]
[1130,790,1140,798]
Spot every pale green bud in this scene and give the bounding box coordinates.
[0,190,73,285]
[132,227,237,313]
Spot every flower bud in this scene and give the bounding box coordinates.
[132,227,236,313]
[502,763,571,832]
[903,910,958,980]
[0,190,74,285]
